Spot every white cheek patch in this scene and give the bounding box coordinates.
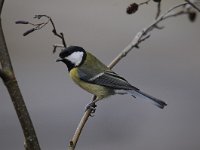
[67,51,84,66]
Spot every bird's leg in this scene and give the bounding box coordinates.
[85,100,98,116]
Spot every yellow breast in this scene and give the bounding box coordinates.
[69,68,114,100]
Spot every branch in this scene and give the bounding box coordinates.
[0,0,4,15]
[155,1,161,19]
[0,1,41,150]
[0,69,9,82]
[185,0,200,12]
[68,1,197,150]
[68,109,93,150]
[139,0,151,6]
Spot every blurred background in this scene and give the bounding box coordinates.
[1,0,200,150]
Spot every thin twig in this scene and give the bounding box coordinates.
[138,0,151,6]
[155,2,161,19]
[53,44,65,53]
[68,2,192,150]
[185,0,200,12]
[16,15,67,52]
[48,16,67,48]
[144,2,189,34]
[162,11,188,21]
[68,109,93,150]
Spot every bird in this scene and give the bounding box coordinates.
[57,46,167,110]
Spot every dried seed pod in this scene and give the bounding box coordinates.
[153,0,161,3]
[15,20,29,24]
[127,3,139,14]
[188,12,197,22]
[23,28,35,36]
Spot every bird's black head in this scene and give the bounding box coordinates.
[57,46,87,71]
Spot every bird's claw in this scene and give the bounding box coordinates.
[85,102,97,116]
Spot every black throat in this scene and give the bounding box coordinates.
[61,59,75,72]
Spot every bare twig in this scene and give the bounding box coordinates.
[185,0,200,12]
[16,15,67,53]
[144,2,190,34]
[68,1,197,150]
[155,2,161,19]
[68,109,93,150]
[0,1,41,149]
[47,16,67,48]
[161,10,188,21]
[53,44,65,53]
[138,0,151,6]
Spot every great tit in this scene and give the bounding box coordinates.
[57,46,167,109]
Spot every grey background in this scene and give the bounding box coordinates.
[1,0,200,150]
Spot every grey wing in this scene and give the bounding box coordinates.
[78,69,139,91]
[78,68,167,109]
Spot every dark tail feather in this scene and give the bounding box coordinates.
[129,90,167,109]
